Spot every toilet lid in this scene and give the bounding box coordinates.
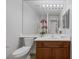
[13,46,31,56]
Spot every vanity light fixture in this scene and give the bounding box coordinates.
[42,4,64,9]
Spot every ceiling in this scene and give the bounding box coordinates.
[23,0,71,16]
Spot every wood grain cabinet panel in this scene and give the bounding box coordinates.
[52,48,69,59]
[36,48,51,59]
[36,41,70,59]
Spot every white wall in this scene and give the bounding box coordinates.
[23,2,40,34]
[6,0,22,59]
[6,0,40,59]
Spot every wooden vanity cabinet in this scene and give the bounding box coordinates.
[36,41,70,59]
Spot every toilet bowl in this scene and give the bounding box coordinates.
[12,46,31,59]
[12,37,35,59]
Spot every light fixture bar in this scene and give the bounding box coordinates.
[42,4,64,9]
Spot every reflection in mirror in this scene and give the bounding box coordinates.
[63,9,70,29]
[23,1,40,34]
[48,15,59,34]
[22,0,71,34]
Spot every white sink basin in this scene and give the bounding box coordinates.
[40,34,68,39]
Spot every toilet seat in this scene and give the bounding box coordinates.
[13,46,31,58]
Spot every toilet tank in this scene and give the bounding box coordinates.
[24,38,34,47]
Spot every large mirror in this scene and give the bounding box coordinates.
[22,0,71,34]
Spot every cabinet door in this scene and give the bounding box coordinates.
[52,48,70,59]
[36,48,51,59]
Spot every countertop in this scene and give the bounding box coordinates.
[18,34,71,41]
[35,37,71,41]
[35,34,71,41]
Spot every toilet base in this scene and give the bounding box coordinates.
[13,54,30,59]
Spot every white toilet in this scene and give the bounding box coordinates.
[12,37,34,59]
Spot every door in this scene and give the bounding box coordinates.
[48,20,58,34]
[52,48,69,59]
[36,48,51,59]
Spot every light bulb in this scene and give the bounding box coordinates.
[57,4,59,7]
[53,4,56,7]
[60,4,63,7]
[42,4,45,7]
[49,5,52,7]
[46,4,49,7]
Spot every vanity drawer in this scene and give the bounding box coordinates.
[36,41,70,48]
[43,41,70,48]
[36,41,44,47]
